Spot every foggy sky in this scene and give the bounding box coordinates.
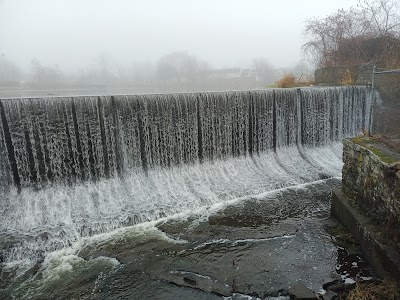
[0,0,360,73]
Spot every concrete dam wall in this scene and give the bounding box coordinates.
[0,86,373,263]
[0,87,371,190]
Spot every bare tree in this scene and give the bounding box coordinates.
[76,54,121,86]
[303,0,400,68]
[30,59,64,87]
[156,51,208,83]
[358,0,400,36]
[252,58,278,85]
[0,56,22,82]
[129,62,155,85]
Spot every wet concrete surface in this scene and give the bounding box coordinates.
[0,179,374,300]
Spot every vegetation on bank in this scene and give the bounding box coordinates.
[338,279,399,300]
[351,135,400,164]
[274,73,314,88]
[340,69,356,86]
[303,0,400,69]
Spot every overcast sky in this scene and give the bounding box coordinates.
[0,0,361,73]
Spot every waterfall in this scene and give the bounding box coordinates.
[0,86,372,263]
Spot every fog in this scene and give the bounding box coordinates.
[0,0,360,96]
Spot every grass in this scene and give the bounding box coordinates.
[274,73,313,88]
[339,280,399,300]
[275,73,297,88]
[367,146,399,164]
[340,69,356,86]
[351,135,400,164]
[371,135,400,153]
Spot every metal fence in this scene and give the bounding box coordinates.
[371,67,400,139]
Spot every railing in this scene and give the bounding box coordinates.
[372,66,400,89]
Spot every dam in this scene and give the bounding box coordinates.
[0,87,370,187]
[0,86,376,299]
[0,86,372,264]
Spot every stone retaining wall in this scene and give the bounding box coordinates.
[342,139,400,248]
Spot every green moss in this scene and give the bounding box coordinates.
[351,136,369,147]
[348,196,358,208]
[367,146,399,164]
[350,137,399,164]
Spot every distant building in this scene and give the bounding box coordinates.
[205,68,259,81]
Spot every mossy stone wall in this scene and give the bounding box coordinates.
[342,139,400,247]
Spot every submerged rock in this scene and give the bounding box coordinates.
[322,290,338,300]
[163,270,232,297]
[288,282,317,299]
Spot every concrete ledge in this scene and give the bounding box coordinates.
[332,189,400,281]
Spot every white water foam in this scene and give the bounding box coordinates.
[0,143,343,264]
[0,86,373,265]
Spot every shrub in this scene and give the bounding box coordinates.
[275,73,297,88]
[338,280,399,300]
[341,69,356,85]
